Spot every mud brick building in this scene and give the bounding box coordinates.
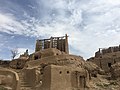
[88,45,120,72]
[35,34,69,54]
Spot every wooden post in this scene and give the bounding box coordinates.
[61,38,64,52]
[50,37,53,48]
[65,34,69,54]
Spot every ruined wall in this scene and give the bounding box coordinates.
[40,65,51,90]
[88,45,120,72]
[35,34,69,54]
[0,60,10,68]
[40,48,62,58]
[41,65,72,90]
[10,59,27,69]
[0,68,20,90]
[110,62,120,79]
[95,45,120,58]
[26,54,84,69]
[89,52,120,72]
[40,65,88,90]
[22,68,37,88]
[29,48,63,60]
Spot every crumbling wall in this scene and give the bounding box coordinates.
[88,46,120,72]
[26,54,85,70]
[22,68,38,88]
[0,68,20,90]
[35,34,69,54]
[0,60,10,68]
[88,56,120,72]
[39,65,89,90]
[29,48,63,60]
[10,59,27,69]
[110,62,120,79]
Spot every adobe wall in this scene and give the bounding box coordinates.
[95,45,120,57]
[9,59,27,69]
[0,68,20,90]
[110,62,120,79]
[88,47,120,72]
[29,48,64,60]
[22,68,37,88]
[40,65,89,90]
[49,65,71,90]
[40,65,51,90]
[35,34,69,54]
[89,56,120,72]
[26,54,85,69]
[0,60,10,68]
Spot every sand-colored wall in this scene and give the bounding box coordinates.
[22,68,37,87]
[26,54,84,69]
[89,56,120,72]
[40,65,88,90]
[0,68,20,90]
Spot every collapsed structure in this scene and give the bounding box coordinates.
[0,34,91,90]
[35,34,69,54]
[88,45,120,72]
[1,34,120,90]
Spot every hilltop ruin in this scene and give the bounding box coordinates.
[0,34,120,90]
[88,45,120,72]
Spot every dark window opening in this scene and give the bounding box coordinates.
[113,55,116,57]
[34,56,39,60]
[79,76,86,88]
[59,71,62,74]
[114,59,116,63]
[108,63,111,67]
[67,71,69,74]
[93,74,97,77]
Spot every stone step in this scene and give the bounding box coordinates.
[20,87,32,90]
[20,85,32,88]
[18,72,33,90]
[3,86,12,90]
[20,82,29,85]
[19,82,32,89]
[20,79,25,82]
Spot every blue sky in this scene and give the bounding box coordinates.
[0,0,120,60]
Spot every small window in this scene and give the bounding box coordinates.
[67,71,69,74]
[34,56,39,60]
[59,71,62,74]
[113,55,116,57]
[114,59,116,63]
[108,63,111,67]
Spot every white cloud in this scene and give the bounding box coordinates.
[1,0,120,59]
